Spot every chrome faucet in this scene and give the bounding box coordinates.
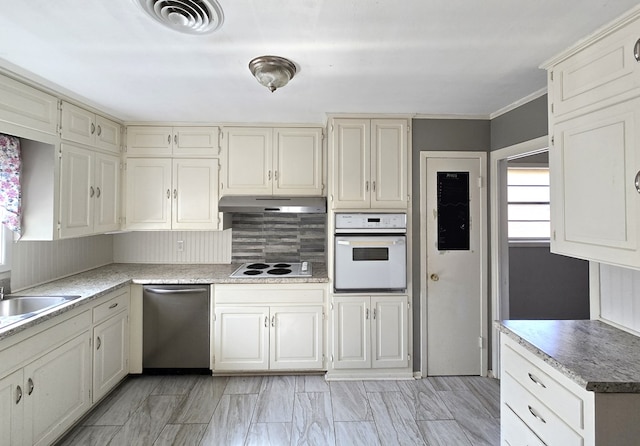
[0,287,4,301]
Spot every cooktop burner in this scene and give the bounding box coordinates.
[230,262,312,278]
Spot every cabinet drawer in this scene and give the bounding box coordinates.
[93,291,129,324]
[503,373,583,446]
[502,404,546,446]
[550,15,640,118]
[503,343,584,431]
[214,284,325,305]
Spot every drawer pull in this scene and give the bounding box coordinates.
[528,372,546,388]
[108,302,118,309]
[528,405,546,424]
[15,385,22,404]
[635,39,640,62]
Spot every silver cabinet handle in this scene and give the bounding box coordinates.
[167,134,171,144]
[15,385,22,404]
[145,287,208,294]
[268,170,272,180]
[97,125,102,136]
[173,189,177,199]
[27,378,34,396]
[373,308,377,320]
[271,316,275,327]
[365,181,369,191]
[635,39,640,62]
[89,186,95,198]
[635,171,640,193]
[274,170,279,180]
[528,405,546,424]
[365,309,369,320]
[96,187,101,198]
[166,189,171,199]
[91,123,95,135]
[174,134,178,145]
[264,316,269,327]
[528,372,546,388]
[96,336,101,350]
[109,302,118,309]
[372,180,376,192]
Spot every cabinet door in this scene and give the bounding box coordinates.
[0,74,58,135]
[330,119,371,208]
[93,152,120,233]
[125,158,172,230]
[126,126,172,156]
[173,126,220,156]
[370,119,408,208]
[0,370,23,446]
[214,306,269,371]
[270,306,323,370]
[371,296,408,369]
[332,297,370,369]
[551,98,640,267]
[274,128,324,195]
[93,311,128,402]
[23,332,91,446]
[223,127,273,194]
[60,144,94,238]
[61,101,96,146]
[172,159,220,230]
[95,115,121,154]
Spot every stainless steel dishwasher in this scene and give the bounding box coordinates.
[143,285,210,373]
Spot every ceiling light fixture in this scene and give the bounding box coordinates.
[136,0,224,34]
[249,56,297,92]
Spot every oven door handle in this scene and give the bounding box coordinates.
[336,240,404,247]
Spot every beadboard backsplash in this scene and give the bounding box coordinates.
[599,263,640,333]
[113,230,232,264]
[231,213,326,263]
[12,235,113,291]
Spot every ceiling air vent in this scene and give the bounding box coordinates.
[136,0,224,34]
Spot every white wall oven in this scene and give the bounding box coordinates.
[334,213,407,292]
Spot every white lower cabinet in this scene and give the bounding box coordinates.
[331,295,409,371]
[0,369,24,446]
[92,290,129,403]
[501,334,640,446]
[212,284,326,372]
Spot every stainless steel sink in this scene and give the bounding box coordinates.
[0,295,81,318]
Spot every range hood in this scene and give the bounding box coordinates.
[218,196,326,213]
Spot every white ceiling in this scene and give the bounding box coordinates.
[0,0,637,124]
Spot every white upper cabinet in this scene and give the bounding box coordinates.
[543,7,640,268]
[126,126,221,157]
[124,157,221,230]
[61,101,121,154]
[59,143,120,238]
[329,118,408,209]
[0,73,58,136]
[222,126,324,196]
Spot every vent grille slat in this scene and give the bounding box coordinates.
[138,0,224,34]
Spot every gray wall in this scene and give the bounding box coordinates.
[490,95,548,151]
[411,118,491,369]
[509,246,589,319]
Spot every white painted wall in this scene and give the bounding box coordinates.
[113,230,232,264]
[12,235,113,291]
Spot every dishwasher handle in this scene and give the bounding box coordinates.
[144,287,209,295]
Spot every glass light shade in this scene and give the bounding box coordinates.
[249,56,297,92]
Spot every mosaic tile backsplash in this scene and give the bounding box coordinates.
[231,213,326,264]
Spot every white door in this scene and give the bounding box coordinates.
[270,306,323,370]
[172,159,220,230]
[371,119,408,208]
[224,127,272,194]
[93,311,128,402]
[214,306,269,371]
[371,295,409,369]
[93,152,120,233]
[274,128,323,195]
[330,119,371,208]
[423,153,486,376]
[0,369,23,446]
[59,144,93,238]
[332,296,370,369]
[125,158,172,230]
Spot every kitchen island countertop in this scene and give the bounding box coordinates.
[497,319,640,393]
[0,263,329,340]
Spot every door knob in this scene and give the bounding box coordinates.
[430,273,439,282]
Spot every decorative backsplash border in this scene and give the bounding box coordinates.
[231,213,326,264]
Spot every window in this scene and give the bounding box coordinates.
[507,167,550,241]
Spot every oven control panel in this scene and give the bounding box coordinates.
[335,213,407,231]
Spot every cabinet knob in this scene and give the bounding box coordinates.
[89,186,95,198]
[635,39,640,62]
[91,123,95,135]
[173,189,177,199]
[166,189,171,199]
[264,316,269,327]
[27,378,34,396]
[167,135,171,144]
[97,125,102,136]
[430,273,439,282]
[635,171,640,193]
[96,336,102,350]
[174,134,178,145]
[15,385,22,404]
[96,187,101,198]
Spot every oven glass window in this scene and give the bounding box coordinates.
[353,247,389,261]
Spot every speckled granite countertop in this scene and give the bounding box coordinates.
[497,319,640,393]
[0,263,328,341]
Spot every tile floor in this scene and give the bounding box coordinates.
[56,374,500,446]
